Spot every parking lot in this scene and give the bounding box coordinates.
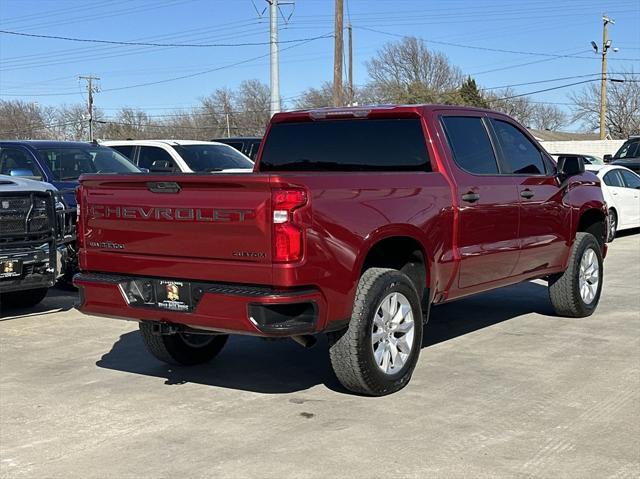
[0,232,638,478]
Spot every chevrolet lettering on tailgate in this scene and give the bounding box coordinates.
[90,205,255,222]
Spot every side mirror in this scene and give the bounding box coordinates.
[139,167,150,173]
[557,155,585,179]
[603,154,613,163]
[149,160,174,173]
[9,168,42,181]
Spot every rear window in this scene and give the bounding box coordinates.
[259,119,431,172]
[172,144,253,172]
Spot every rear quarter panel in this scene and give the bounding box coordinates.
[271,172,454,324]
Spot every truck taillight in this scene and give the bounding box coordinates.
[272,188,307,262]
[75,186,84,248]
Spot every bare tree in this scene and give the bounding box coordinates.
[201,87,234,137]
[294,82,377,109]
[235,80,270,136]
[486,88,537,127]
[0,100,56,139]
[366,37,463,104]
[529,104,568,131]
[570,70,640,138]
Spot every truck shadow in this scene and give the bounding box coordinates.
[0,285,77,320]
[96,281,553,395]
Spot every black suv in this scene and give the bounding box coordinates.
[605,137,640,173]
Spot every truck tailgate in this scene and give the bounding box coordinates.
[80,174,272,266]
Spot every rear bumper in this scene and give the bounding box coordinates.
[73,272,328,337]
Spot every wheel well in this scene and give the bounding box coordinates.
[361,236,428,300]
[577,209,607,246]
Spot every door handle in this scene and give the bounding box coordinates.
[461,192,480,203]
[520,189,535,199]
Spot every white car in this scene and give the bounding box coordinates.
[101,140,254,173]
[586,164,640,239]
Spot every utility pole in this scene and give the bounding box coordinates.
[595,15,615,140]
[333,0,344,107]
[347,21,353,106]
[79,75,100,141]
[268,0,281,117]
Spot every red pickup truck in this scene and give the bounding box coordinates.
[75,105,608,396]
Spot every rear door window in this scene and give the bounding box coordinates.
[491,119,547,175]
[260,119,431,172]
[110,145,135,160]
[138,146,177,172]
[441,116,499,175]
[603,170,624,187]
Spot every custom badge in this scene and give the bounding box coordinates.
[156,280,191,311]
[166,283,180,301]
[1,260,21,279]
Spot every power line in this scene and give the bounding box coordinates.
[492,79,600,100]
[355,25,640,61]
[0,29,331,48]
[480,73,636,91]
[0,33,333,98]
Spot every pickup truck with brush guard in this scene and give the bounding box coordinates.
[74,105,608,396]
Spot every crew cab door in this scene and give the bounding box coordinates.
[487,117,570,275]
[619,169,640,226]
[438,113,521,289]
[605,168,640,228]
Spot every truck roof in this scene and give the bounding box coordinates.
[0,140,96,149]
[271,104,499,123]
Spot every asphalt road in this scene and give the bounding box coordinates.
[1,232,639,479]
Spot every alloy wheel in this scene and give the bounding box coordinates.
[371,292,415,374]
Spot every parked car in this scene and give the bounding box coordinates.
[0,141,141,283]
[0,141,141,207]
[102,140,254,173]
[552,153,604,165]
[75,105,608,396]
[586,164,640,239]
[211,137,262,160]
[604,136,640,173]
[1,175,71,308]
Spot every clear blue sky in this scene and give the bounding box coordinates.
[0,0,638,128]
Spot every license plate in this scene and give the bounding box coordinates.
[1,259,22,279]
[154,280,192,312]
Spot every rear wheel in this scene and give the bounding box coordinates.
[608,208,617,242]
[1,288,48,309]
[139,322,228,366]
[548,232,603,318]
[328,268,423,396]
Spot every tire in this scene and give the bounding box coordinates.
[1,287,48,309]
[139,322,228,366]
[548,232,603,318]
[608,208,617,242]
[328,268,423,396]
